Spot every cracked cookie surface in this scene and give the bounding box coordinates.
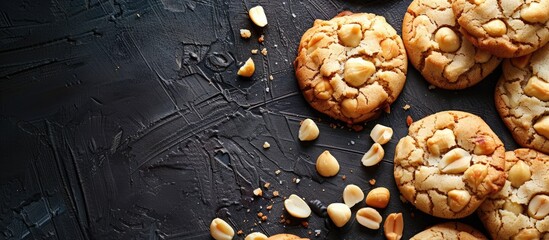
[495,44,549,154]
[410,222,488,239]
[403,0,502,89]
[394,111,506,219]
[294,12,407,124]
[452,0,549,58]
[478,149,549,240]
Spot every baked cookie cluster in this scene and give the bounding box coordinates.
[478,149,549,239]
[495,44,549,154]
[294,12,407,124]
[403,0,502,89]
[452,0,549,58]
[394,111,506,219]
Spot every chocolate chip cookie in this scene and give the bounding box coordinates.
[477,149,549,240]
[394,111,506,219]
[452,0,549,58]
[294,12,407,124]
[403,0,501,89]
[410,222,488,240]
[495,43,549,154]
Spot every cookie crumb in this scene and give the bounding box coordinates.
[263,141,270,149]
[269,75,274,80]
[240,29,252,39]
[301,221,309,228]
[261,48,268,56]
[403,104,411,110]
[369,179,376,185]
[253,188,263,196]
[258,35,265,43]
[342,175,347,180]
[275,169,281,175]
[266,205,273,210]
[273,191,279,197]
[264,182,271,189]
[261,215,267,221]
[237,230,244,235]
[406,115,413,126]
[251,49,258,54]
[257,212,264,218]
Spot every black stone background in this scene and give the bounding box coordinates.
[0,0,518,239]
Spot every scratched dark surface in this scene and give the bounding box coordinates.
[0,0,519,239]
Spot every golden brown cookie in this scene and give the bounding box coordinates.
[402,0,501,89]
[495,44,549,154]
[410,222,488,240]
[452,0,549,58]
[477,149,549,240]
[267,234,309,240]
[394,111,506,219]
[294,12,407,124]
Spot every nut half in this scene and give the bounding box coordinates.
[524,76,549,101]
[343,184,365,208]
[370,124,393,145]
[365,187,390,209]
[238,58,255,77]
[316,150,340,177]
[438,148,471,174]
[361,143,385,167]
[508,160,531,188]
[447,189,471,212]
[284,194,312,218]
[427,129,456,156]
[384,213,403,240]
[528,194,549,219]
[344,57,376,87]
[210,218,235,240]
[249,6,268,27]
[245,232,268,240]
[299,118,320,141]
[356,207,382,229]
[534,115,549,138]
[327,203,352,227]
[338,23,363,47]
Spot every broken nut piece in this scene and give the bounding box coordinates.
[527,194,549,219]
[370,124,393,145]
[524,76,549,101]
[438,148,471,174]
[327,203,352,227]
[503,200,524,215]
[344,57,376,87]
[316,150,340,177]
[366,187,390,209]
[361,143,384,167]
[384,213,403,240]
[210,218,235,240]
[284,194,312,218]
[434,27,460,52]
[514,228,541,240]
[463,164,488,189]
[338,23,363,47]
[356,207,382,229]
[240,29,252,39]
[299,118,320,141]
[427,129,456,156]
[253,188,263,197]
[448,190,471,212]
[245,232,268,240]
[521,2,549,23]
[238,58,255,77]
[343,184,364,208]
[533,116,549,138]
[482,19,507,37]
[508,160,531,188]
[249,6,268,27]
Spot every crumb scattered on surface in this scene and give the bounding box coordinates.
[258,35,265,43]
[403,104,411,110]
[273,191,279,197]
[342,175,347,180]
[261,48,268,56]
[251,49,258,54]
[240,29,251,38]
[369,179,376,185]
[264,182,270,189]
[269,75,273,80]
[275,169,281,175]
[263,141,270,149]
[237,230,244,235]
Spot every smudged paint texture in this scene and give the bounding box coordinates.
[0,0,516,239]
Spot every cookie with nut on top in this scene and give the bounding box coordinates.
[452,0,549,58]
[402,0,501,89]
[477,149,549,240]
[495,43,549,154]
[393,110,506,219]
[294,11,407,124]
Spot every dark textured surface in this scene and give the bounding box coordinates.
[0,0,518,239]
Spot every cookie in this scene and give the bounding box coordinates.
[394,111,506,219]
[410,222,488,240]
[402,0,501,89]
[477,149,549,240]
[494,44,549,154]
[452,0,549,58]
[294,12,407,124]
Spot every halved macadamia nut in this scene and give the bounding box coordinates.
[284,194,312,218]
